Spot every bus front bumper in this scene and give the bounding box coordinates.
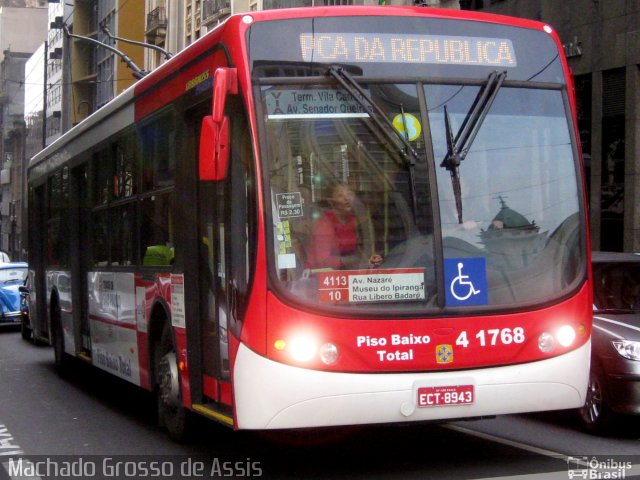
[233,341,590,430]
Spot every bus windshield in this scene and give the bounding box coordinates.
[263,82,437,309]
[253,16,585,315]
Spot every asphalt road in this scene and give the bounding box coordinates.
[0,329,638,480]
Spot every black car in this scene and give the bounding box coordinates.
[579,252,640,432]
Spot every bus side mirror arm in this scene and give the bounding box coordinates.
[199,116,230,180]
[199,67,237,181]
[212,68,237,123]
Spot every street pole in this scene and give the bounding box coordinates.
[42,40,48,149]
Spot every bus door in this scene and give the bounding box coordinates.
[71,163,91,356]
[188,96,230,407]
[198,178,229,386]
[197,93,254,407]
[28,185,48,341]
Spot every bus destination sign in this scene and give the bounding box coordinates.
[299,33,517,67]
[266,88,369,119]
[318,268,425,303]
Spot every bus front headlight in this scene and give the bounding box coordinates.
[289,336,318,363]
[319,343,339,365]
[538,332,555,353]
[556,325,576,347]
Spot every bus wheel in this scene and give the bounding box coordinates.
[155,326,192,442]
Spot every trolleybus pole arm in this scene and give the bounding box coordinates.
[62,25,148,79]
[99,21,173,60]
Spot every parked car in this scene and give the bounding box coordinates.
[579,252,640,432]
[0,262,28,331]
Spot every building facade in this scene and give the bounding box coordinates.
[463,0,640,253]
[145,0,183,71]
[1,51,31,258]
[44,0,68,144]
[69,0,145,123]
[0,3,47,260]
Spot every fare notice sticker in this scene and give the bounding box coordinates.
[318,268,425,303]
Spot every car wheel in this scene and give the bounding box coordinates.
[155,324,192,442]
[578,365,614,433]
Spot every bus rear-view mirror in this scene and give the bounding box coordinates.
[199,115,230,181]
[199,67,237,181]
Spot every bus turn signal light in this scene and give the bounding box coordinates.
[576,323,587,337]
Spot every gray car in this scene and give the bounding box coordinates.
[579,252,640,432]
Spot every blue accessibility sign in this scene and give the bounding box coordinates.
[444,258,488,307]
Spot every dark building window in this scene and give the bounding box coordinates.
[575,74,592,203]
[263,0,312,8]
[459,0,484,9]
[600,68,625,252]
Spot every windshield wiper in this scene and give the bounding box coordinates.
[441,70,507,224]
[327,66,420,218]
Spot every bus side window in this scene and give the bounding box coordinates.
[111,203,136,266]
[141,115,175,192]
[90,147,111,266]
[46,168,69,267]
[92,210,110,266]
[140,194,174,266]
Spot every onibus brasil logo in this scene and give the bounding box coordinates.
[567,456,632,479]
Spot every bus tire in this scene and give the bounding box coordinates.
[51,300,71,376]
[155,324,192,442]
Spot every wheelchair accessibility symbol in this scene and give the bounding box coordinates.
[444,258,488,306]
[450,262,480,301]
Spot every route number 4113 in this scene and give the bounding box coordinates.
[455,328,525,347]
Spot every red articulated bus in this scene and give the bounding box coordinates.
[27,6,591,441]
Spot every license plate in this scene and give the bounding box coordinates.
[417,385,474,407]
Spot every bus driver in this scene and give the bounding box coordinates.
[307,183,383,270]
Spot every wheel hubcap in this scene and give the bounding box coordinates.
[582,374,602,424]
[158,352,181,408]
